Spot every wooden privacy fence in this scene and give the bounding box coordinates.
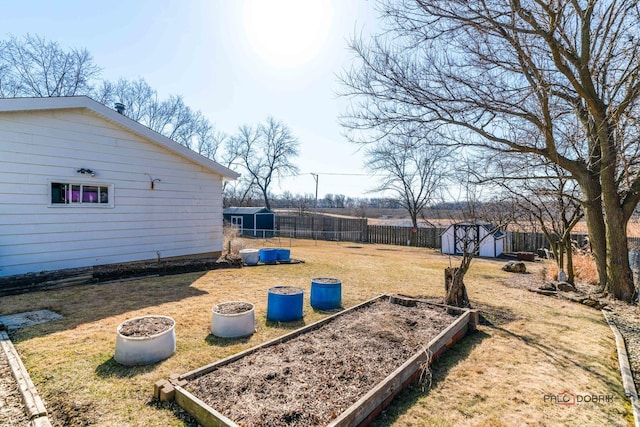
[276,215,445,248]
[276,215,367,242]
[505,232,590,253]
[275,215,640,252]
[367,225,445,248]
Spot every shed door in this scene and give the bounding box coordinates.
[454,224,478,255]
[231,216,243,232]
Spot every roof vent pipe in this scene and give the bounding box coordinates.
[114,102,126,114]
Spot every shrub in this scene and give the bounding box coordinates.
[223,223,245,255]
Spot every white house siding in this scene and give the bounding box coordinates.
[0,108,225,277]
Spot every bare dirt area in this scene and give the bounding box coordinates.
[186,299,458,427]
[0,345,29,426]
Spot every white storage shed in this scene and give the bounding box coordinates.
[441,222,505,258]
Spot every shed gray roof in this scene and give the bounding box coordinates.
[223,207,274,215]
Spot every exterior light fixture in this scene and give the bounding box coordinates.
[145,173,161,189]
[76,168,96,177]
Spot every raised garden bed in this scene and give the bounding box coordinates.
[159,295,478,426]
[242,258,305,267]
[0,256,240,297]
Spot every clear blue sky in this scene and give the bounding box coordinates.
[2,0,383,199]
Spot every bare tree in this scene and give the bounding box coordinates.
[366,135,448,235]
[192,115,227,160]
[0,34,100,97]
[341,1,640,301]
[0,43,17,98]
[293,193,315,215]
[230,117,300,210]
[223,179,260,208]
[97,77,227,161]
[323,194,336,208]
[0,34,234,182]
[93,78,156,121]
[443,182,514,308]
[495,162,583,283]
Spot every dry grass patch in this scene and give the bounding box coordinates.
[628,220,640,239]
[545,253,600,286]
[0,238,631,426]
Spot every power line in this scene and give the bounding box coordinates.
[312,172,374,176]
[279,172,384,178]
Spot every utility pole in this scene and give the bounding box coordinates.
[311,173,318,242]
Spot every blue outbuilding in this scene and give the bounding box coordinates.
[223,207,275,237]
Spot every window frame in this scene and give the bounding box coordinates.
[48,180,115,208]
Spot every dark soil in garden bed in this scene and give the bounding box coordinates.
[0,256,241,297]
[118,316,174,337]
[94,257,238,281]
[185,299,458,427]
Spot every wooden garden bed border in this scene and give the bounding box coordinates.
[163,295,479,427]
[0,330,52,426]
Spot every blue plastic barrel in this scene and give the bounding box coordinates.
[259,248,278,263]
[276,248,291,262]
[267,286,304,321]
[310,278,342,310]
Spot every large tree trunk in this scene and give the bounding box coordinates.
[599,118,636,301]
[602,189,636,301]
[566,243,575,285]
[409,212,418,246]
[444,267,470,308]
[580,182,608,292]
[558,241,565,280]
[571,169,634,300]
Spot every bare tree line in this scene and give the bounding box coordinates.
[0,34,300,210]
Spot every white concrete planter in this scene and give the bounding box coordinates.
[211,302,255,338]
[114,315,176,366]
[239,249,260,266]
